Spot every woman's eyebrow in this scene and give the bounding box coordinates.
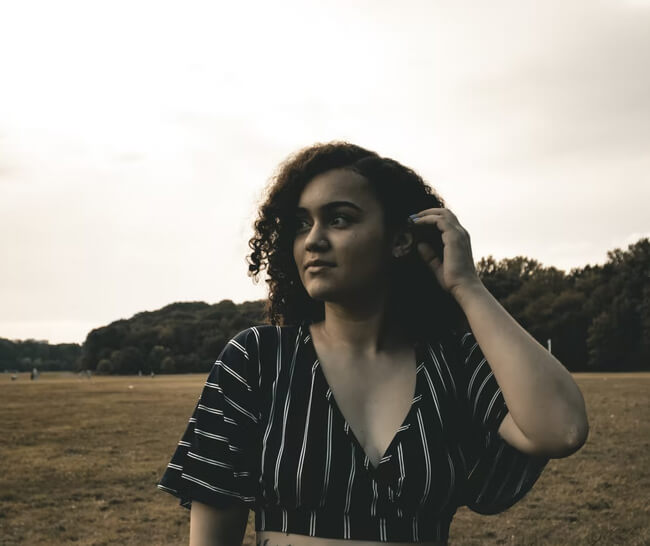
[295,201,363,214]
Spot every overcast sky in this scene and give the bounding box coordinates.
[1,0,648,344]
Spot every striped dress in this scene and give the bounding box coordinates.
[157,318,550,543]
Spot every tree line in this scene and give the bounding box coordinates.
[2,238,647,374]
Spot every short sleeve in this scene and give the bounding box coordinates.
[453,328,550,515]
[157,327,260,510]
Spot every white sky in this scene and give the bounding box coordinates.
[1,0,649,344]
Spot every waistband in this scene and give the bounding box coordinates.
[255,504,454,542]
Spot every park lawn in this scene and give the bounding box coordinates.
[0,371,648,545]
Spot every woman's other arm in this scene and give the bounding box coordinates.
[189,501,249,546]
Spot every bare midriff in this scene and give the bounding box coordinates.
[256,531,447,546]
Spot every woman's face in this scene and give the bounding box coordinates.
[292,168,396,305]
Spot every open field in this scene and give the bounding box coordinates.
[1,371,648,545]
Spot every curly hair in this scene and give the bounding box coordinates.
[246,140,469,344]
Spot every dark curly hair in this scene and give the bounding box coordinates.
[246,141,469,344]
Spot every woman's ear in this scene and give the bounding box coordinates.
[392,227,415,258]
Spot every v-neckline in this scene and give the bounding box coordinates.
[302,319,424,476]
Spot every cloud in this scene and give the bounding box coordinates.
[451,3,650,166]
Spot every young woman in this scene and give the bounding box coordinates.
[158,141,589,546]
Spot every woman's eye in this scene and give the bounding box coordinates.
[295,218,310,231]
[331,214,349,226]
[295,215,350,231]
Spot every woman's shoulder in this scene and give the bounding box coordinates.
[417,322,465,349]
[239,321,304,334]
[229,322,305,347]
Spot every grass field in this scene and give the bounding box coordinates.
[1,371,648,545]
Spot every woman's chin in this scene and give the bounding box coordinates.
[304,282,344,301]
[305,287,335,301]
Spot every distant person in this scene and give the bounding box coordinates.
[151,371,155,378]
[157,141,589,545]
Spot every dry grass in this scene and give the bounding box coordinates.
[1,371,648,545]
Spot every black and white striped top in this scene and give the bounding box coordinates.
[157,318,549,543]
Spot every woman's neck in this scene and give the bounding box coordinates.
[311,303,410,357]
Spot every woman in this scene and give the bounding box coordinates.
[158,141,589,545]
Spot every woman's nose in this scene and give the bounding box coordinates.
[304,223,329,251]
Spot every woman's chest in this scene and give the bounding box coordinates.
[253,337,466,514]
[316,348,417,469]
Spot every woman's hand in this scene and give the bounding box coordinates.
[409,207,481,297]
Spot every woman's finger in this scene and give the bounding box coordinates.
[410,207,446,218]
[411,214,451,231]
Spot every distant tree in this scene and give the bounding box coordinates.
[147,345,170,373]
[585,238,649,370]
[160,356,176,373]
[477,255,544,301]
[0,339,18,369]
[109,347,144,374]
[200,335,227,361]
[96,359,113,374]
